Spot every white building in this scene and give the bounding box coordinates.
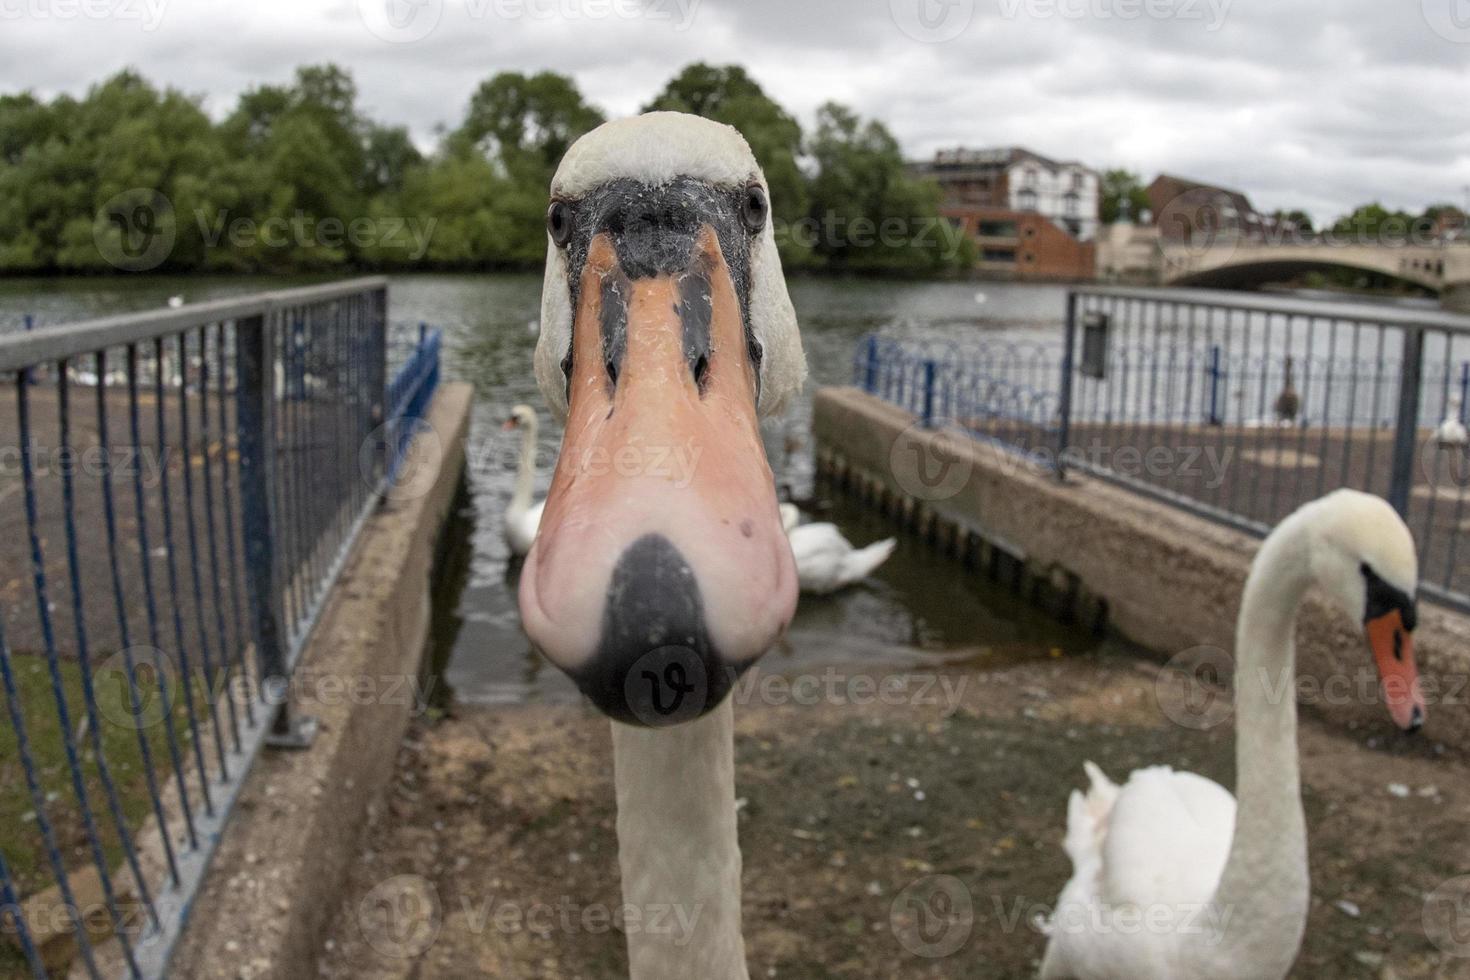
[920,147,1101,242]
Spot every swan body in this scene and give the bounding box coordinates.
[779,503,896,594]
[1041,489,1424,980]
[167,295,184,309]
[1273,356,1300,426]
[502,404,544,557]
[1436,395,1467,447]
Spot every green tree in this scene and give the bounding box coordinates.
[643,63,809,264]
[458,71,604,186]
[0,71,231,272]
[450,71,604,264]
[804,102,969,275]
[1099,169,1150,224]
[1271,209,1314,235]
[1331,202,1424,241]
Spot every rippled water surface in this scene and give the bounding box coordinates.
[4,273,1377,707]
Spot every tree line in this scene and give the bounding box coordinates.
[0,63,974,277]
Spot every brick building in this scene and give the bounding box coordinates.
[912,147,1099,281]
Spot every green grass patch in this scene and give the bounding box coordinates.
[1,649,209,912]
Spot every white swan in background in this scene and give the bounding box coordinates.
[502,403,544,558]
[779,503,897,594]
[1435,394,1467,448]
[1040,489,1425,980]
[517,113,807,979]
[167,295,184,309]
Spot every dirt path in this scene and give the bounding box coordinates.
[317,649,1470,979]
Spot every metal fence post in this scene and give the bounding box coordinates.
[1206,344,1224,426]
[921,359,937,427]
[1056,291,1078,480]
[236,312,316,748]
[1388,326,1426,517]
[864,335,879,394]
[1460,361,1469,423]
[368,289,390,490]
[21,314,33,384]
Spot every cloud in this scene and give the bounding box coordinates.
[0,0,1465,222]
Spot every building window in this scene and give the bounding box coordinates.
[978,220,1018,238]
[1071,171,1084,190]
[981,247,1016,263]
[1018,188,1038,212]
[1064,192,1080,216]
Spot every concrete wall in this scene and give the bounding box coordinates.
[814,386,1470,751]
[164,382,473,980]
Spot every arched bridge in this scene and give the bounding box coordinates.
[1160,240,1470,308]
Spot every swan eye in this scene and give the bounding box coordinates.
[547,201,573,247]
[740,182,768,233]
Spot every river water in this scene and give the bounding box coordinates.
[0,273,1325,708]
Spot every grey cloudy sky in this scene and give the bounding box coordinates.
[2,0,1468,223]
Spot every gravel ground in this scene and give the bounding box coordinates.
[317,648,1470,979]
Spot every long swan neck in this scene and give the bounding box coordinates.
[1197,516,1313,973]
[511,416,538,511]
[612,699,748,980]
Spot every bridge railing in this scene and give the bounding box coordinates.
[0,279,442,979]
[855,286,1470,613]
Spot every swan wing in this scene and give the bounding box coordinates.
[787,523,894,594]
[1099,765,1236,910]
[1042,764,1235,980]
[787,523,854,593]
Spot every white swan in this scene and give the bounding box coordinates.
[779,503,897,594]
[167,295,184,309]
[1040,489,1425,980]
[502,403,544,557]
[518,112,806,979]
[1435,394,1467,448]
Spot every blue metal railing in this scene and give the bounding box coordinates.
[855,286,1470,612]
[0,280,442,979]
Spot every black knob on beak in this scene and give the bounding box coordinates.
[566,533,735,727]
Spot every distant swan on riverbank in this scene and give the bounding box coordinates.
[502,403,543,558]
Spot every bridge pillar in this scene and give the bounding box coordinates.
[1444,283,1470,314]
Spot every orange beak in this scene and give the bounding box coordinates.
[1366,609,1425,732]
[519,228,797,727]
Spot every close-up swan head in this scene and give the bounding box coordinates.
[519,111,806,727]
[1301,490,1423,731]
